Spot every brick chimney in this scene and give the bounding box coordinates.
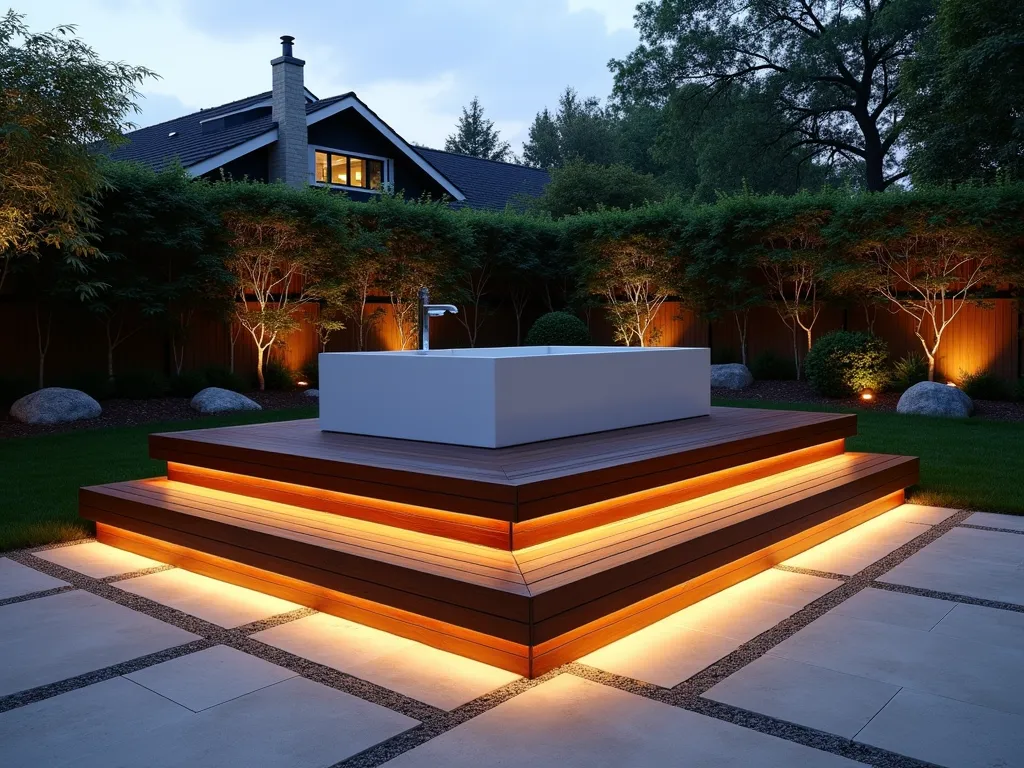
[268,35,307,187]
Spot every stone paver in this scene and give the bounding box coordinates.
[856,689,1024,768]
[580,570,839,686]
[125,645,297,712]
[768,604,1024,716]
[0,557,68,600]
[115,568,300,627]
[930,601,1024,649]
[829,587,955,631]
[252,612,520,709]
[385,674,865,767]
[0,675,417,768]
[34,541,161,578]
[705,655,900,738]
[0,590,197,696]
[965,511,1024,531]
[879,527,1024,604]
[884,504,959,526]
[784,509,930,575]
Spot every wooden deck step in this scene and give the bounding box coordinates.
[81,451,917,677]
[149,407,857,521]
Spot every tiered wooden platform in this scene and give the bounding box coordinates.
[80,407,918,677]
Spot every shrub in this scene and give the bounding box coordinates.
[804,331,889,398]
[169,370,209,398]
[0,376,34,408]
[890,353,929,391]
[58,371,114,401]
[115,369,169,399]
[300,358,319,388]
[261,360,296,391]
[523,312,591,346]
[202,365,248,393]
[959,369,1010,401]
[750,350,796,381]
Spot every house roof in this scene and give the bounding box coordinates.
[414,148,550,210]
[105,91,549,209]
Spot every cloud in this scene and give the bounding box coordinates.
[567,0,638,34]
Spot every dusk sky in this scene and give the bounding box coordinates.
[26,1,641,156]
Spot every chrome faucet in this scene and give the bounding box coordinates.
[418,287,458,350]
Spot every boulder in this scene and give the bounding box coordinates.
[10,387,102,425]
[896,381,974,418]
[303,388,320,398]
[711,363,754,390]
[190,387,261,414]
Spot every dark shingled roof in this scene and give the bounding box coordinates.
[105,91,550,209]
[106,92,275,171]
[414,148,550,210]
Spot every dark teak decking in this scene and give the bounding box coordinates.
[82,407,918,677]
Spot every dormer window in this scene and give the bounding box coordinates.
[313,149,386,190]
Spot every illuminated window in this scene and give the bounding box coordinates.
[349,157,365,188]
[314,151,328,183]
[313,149,388,191]
[367,159,383,190]
[331,154,347,185]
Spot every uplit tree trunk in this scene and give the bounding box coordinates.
[509,284,529,345]
[170,308,194,376]
[35,305,51,389]
[760,257,823,380]
[102,314,137,380]
[733,310,749,367]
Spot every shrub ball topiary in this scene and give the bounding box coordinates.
[523,312,591,346]
[805,331,889,398]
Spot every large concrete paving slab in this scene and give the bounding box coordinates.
[856,688,1024,768]
[784,510,929,575]
[0,590,197,696]
[125,645,297,712]
[705,655,900,739]
[0,674,417,768]
[383,674,866,767]
[252,612,520,710]
[829,588,955,631]
[34,542,161,579]
[114,568,299,627]
[0,557,68,600]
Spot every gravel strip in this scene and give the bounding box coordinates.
[958,522,1024,536]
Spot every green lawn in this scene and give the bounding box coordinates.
[715,399,1024,516]
[0,407,317,552]
[1,400,1021,552]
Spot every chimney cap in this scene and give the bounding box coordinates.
[280,35,295,57]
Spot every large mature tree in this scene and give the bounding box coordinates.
[523,87,617,168]
[0,11,153,292]
[612,0,935,192]
[444,96,511,161]
[902,0,1024,184]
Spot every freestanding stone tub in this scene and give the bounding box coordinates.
[318,346,711,447]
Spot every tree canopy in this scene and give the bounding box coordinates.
[0,11,153,291]
[902,0,1024,184]
[444,96,512,162]
[611,0,936,192]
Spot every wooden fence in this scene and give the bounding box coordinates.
[1,297,1019,388]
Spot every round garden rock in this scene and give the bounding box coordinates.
[190,387,262,414]
[303,388,319,398]
[896,381,974,418]
[9,387,102,425]
[710,363,754,390]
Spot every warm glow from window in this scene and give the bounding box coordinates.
[314,150,386,190]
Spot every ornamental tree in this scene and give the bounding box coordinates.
[0,11,153,291]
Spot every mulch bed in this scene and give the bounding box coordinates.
[713,379,1024,422]
[0,391,316,440]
